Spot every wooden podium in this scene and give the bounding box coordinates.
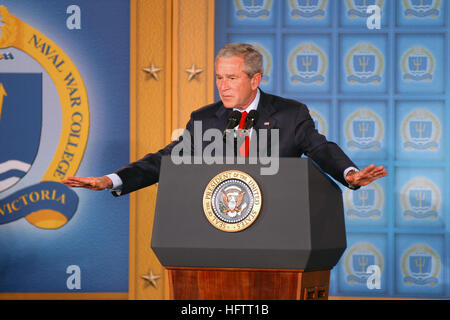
[151,157,346,300]
[166,268,331,300]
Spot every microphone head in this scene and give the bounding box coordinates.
[247,110,259,122]
[228,110,242,128]
[243,110,259,130]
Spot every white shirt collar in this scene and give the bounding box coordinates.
[233,88,260,114]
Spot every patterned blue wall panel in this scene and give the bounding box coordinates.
[343,179,388,227]
[284,34,331,94]
[395,100,445,161]
[396,234,446,297]
[340,0,389,28]
[339,100,388,160]
[395,167,446,228]
[396,34,445,94]
[284,0,331,27]
[215,0,449,299]
[336,233,388,296]
[228,0,276,27]
[340,34,388,93]
[397,0,446,26]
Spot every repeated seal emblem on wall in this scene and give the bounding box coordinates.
[203,170,262,232]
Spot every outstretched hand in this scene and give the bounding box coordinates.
[345,164,388,187]
[62,176,113,191]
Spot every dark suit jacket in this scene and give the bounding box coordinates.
[114,90,358,196]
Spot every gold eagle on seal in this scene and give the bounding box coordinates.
[221,190,245,216]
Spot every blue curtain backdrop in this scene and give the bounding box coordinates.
[215,0,449,299]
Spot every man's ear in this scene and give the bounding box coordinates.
[251,73,262,90]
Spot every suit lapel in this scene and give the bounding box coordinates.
[254,90,277,131]
[215,102,232,132]
[252,90,277,156]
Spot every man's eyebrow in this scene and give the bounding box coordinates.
[216,73,240,77]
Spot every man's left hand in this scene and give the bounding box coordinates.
[345,164,388,187]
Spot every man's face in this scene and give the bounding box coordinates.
[215,56,261,110]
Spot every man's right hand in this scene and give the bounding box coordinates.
[62,176,113,191]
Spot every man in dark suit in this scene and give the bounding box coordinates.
[62,43,387,194]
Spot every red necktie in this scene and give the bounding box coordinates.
[238,111,249,157]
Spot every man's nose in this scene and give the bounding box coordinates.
[219,79,230,91]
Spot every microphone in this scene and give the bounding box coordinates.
[243,110,259,131]
[223,110,242,141]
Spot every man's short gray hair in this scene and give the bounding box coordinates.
[215,43,264,78]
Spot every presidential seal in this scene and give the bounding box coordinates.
[203,170,262,232]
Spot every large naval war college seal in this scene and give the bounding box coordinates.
[203,170,262,232]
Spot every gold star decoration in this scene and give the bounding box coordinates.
[141,269,161,288]
[185,64,203,81]
[142,62,162,80]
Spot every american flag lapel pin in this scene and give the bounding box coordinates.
[264,122,270,126]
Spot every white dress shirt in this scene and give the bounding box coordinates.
[233,88,260,130]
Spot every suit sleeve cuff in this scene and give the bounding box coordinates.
[106,173,123,195]
[344,166,360,190]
